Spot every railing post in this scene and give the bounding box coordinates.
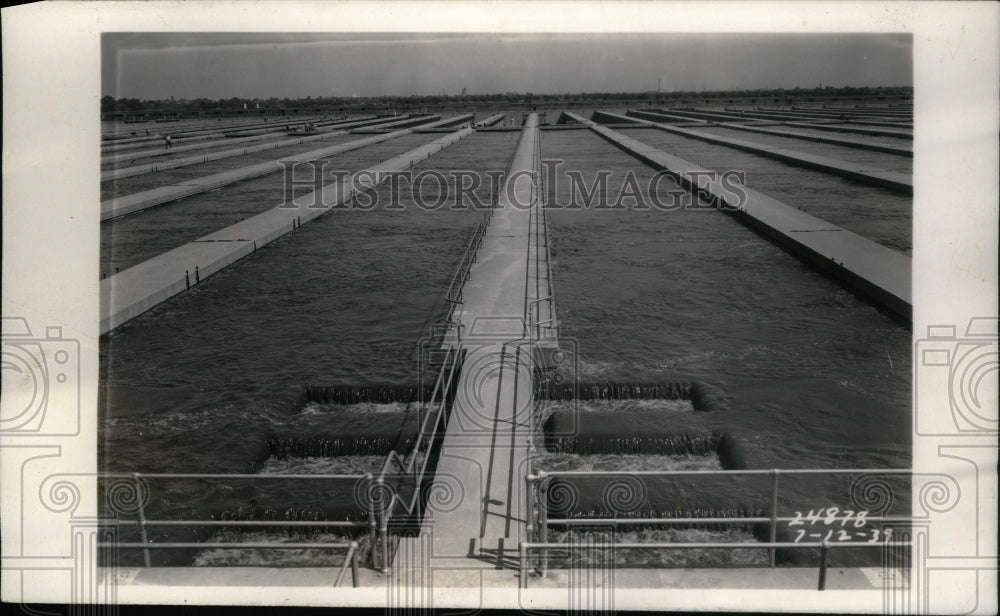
[539,472,549,577]
[351,541,360,588]
[133,473,151,567]
[818,540,830,590]
[335,542,355,587]
[769,468,779,568]
[525,473,537,544]
[377,475,390,574]
[519,541,528,589]
[364,473,378,569]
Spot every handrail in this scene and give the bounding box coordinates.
[372,320,464,573]
[518,540,911,590]
[99,472,367,480]
[544,515,912,525]
[404,345,455,473]
[527,467,911,572]
[113,519,369,527]
[539,468,911,476]
[524,124,558,345]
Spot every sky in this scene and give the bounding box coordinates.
[102,32,912,100]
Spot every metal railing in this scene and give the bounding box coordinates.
[518,539,911,590]
[523,468,911,583]
[525,121,559,347]
[97,471,371,587]
[372,326,464,573]
[442,200,495,328]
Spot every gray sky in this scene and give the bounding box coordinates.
[103,33,912,99]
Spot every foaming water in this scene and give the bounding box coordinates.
[193,530,363,567]
[546,528,767,568]
[259,455,385,475]
[535,452,721,472]
[539,399,694,415]
[299,401,424,415]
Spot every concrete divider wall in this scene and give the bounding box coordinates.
[103,130,351,182]
[102,115,343,142]
[716,122,912,157]
[99,116,329,153]
[101,115,381,164]
[610,111,912,194]
[102,115,441,182]
[784,121,912,139]
[635,109,911,156]
[100,126,475,334]
[592,110,641,124]
[102,131,288,166]
[101,131,404,220]
[563,111,911,324]
[474,113,506,128]
[103,115,469,221]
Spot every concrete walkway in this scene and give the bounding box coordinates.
[394,115,544,577]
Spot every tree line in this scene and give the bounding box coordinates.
[101,85,912,114]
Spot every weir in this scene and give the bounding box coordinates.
[392,113,556,576]
[564,111,911,324]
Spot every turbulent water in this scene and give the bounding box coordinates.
[100,124,911,567]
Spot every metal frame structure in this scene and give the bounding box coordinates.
[518,538,911,590]
[97,471,369,587]
[522,467,911,588]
